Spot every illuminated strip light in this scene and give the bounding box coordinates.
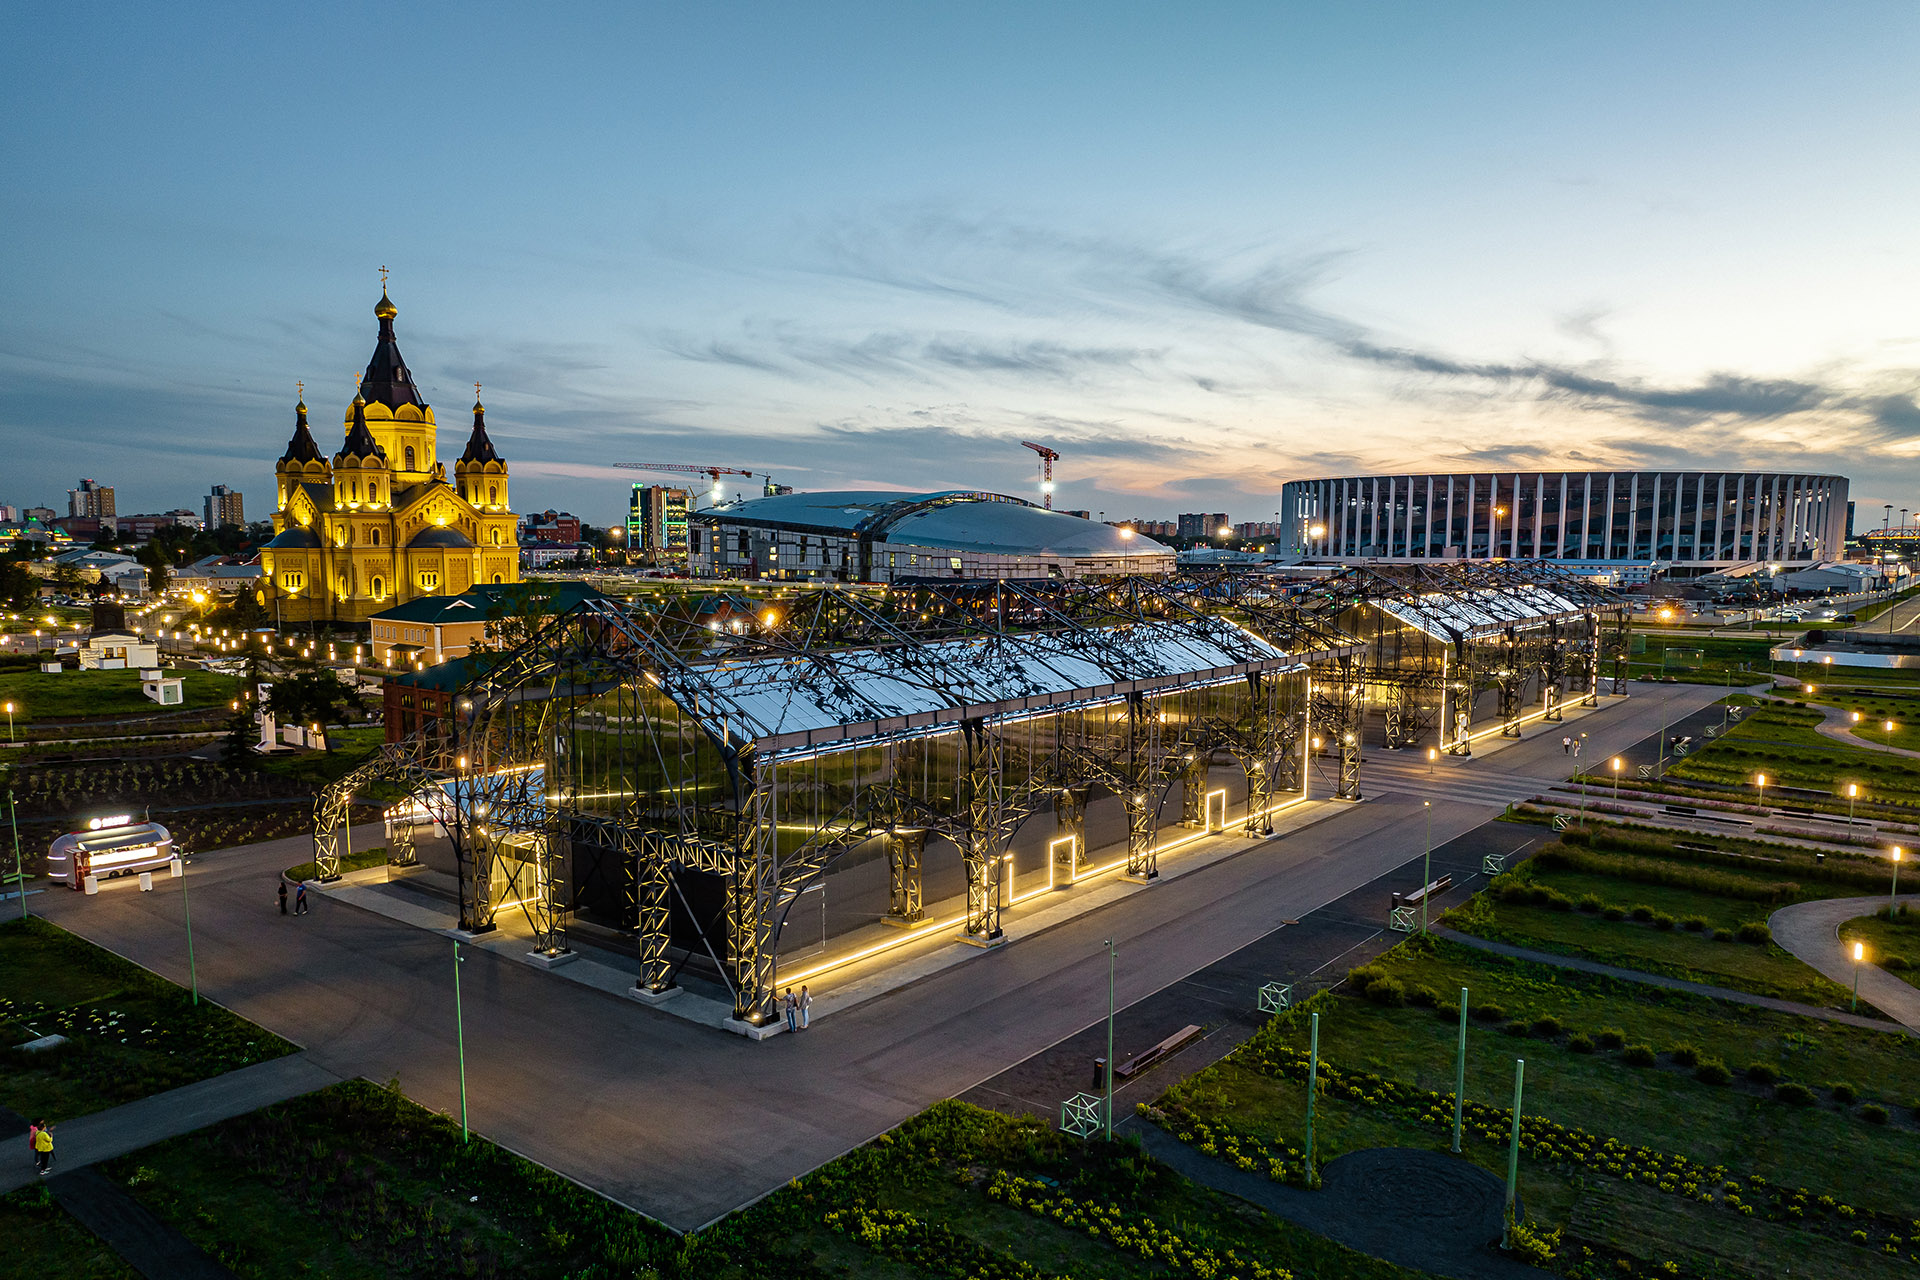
[85,845,165,870]
[1461,694,1566,746]
[782,790,1313,987]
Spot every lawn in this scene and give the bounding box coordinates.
[107,1081,1425,1280]
[1159,936,1920,1280]
[0,1186,136,1280]
[0,668,246,725]
[285,846,388,882]
[1669,701,1920,804]
[1841,904,1920,986]
[0,917,293,1121]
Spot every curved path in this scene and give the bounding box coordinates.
[1768,895,1920,1032]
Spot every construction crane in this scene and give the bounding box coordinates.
[613,462,769,505]
[1021,441,1060,510]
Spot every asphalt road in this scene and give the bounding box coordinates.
[31,682,1728,1232]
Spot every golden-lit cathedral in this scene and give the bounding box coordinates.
[262,284,519,624]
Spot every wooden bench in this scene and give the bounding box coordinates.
[1392,875,1453,912]
[1116,1024,1203,1079]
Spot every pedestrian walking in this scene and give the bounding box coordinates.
[26,1119,39,1164]
[798,985,812,1030]
[1561,735,1571,754]
[32,1121,52,1176]
[783,987,798,1032]
[294,883,309,916]
[278,881,288,915]
[1572,737,1582,758]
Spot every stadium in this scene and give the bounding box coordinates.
[1278,471,1849,572]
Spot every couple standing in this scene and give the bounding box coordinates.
[781,985,812,1032]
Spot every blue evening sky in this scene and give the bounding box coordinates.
[4,3,1918,525]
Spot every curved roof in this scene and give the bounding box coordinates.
[265,527,322,549]
[408,525,475,549]
[708,491,1173,559]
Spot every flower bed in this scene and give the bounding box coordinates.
[826,1206,1058,1279]
[986,1172,1292,1280]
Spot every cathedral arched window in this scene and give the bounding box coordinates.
[371,576,384,599]
[488,485,498,504]
[490,528,500,545]
[370,528,381,546]
[492,573,503,584]
[405,446,416,471]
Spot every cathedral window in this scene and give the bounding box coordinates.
[420,571,440,590]
[489,485,498,504]
[490,528,500,545]
[370,528,381,546]
[405,446,417,470]
[371,576,384,598]
[492,573,504,584]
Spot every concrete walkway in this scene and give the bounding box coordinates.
[51,1167,239,1280]
[1433,926,1914,1036]
[1768,895,1920,1033]
[1133,1124,1549,1280]
[1805,701,1920,760]
[0,1052,342,1195]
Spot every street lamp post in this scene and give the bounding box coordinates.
[1852,941,1866,1013]
[1892,847,1904,909]
[7,790,23,921]
[1503,1058,1526,1248]
[1421,801,1434,934]
[1451,986,1469,1153]
[1887,720,1897,751]
[454,941,470,1142]
[180,853,198,1005]
[1757,773,1768,809]
[1104,936,1117,1141]
[3,701,13,741]
[1848,783,1859,827]
[1304,1010,1321,1187]
[1611,756,1622,799]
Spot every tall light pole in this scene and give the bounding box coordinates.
[1104,936,1117,1140]
[1756,773,1768,809]
[1421,800,1434,934]
[1848,783,1859,827]
[1892,847,1904,909]
[177,853,198,1005]
[7,790,23,921]
[454,941,470,1142]
[1503,1058,1526,1248]
[1887,720,1898,751]
[1852,940,1866,1013]
[1611,756,1622,799]
[3,701,13,741]
[1304,1010,1321,1187]
[1451,986,1469,1153]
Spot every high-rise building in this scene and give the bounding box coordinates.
[205,485,245,529]
[69,478,115,519]
[1176,513,1231,540]
[628,485,692,563]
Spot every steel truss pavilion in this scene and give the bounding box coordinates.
[309,565,1619,1022]
[314,578,1352,1023]
[1283,563,1626,788]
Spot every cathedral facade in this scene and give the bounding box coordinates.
[261,288,519,625]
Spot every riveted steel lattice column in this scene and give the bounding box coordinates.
[1581,610,1602,706]
[1542,619,1565,723]
[961,719,1006,938]
[1273,670,1306,799]
[1180,751,1209,827]
[1607,608,1631,695]
[636,833,673,993]
[726,777,779,1020]
[1499,630,1525,738]
[1124,694,1160,878]
[1055,787,1088,877]
[1331,656,1364,799]
[885,829,926,923]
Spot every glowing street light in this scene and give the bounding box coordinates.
[1611,755,1622,799]
[2,701,12,742]
[1756,772,1768,809]
[1852,939,1867,1013]
[1848,782,1860,826]
[1887,720,1898,750]
[1893,847,1905,908]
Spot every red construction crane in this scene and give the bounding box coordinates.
[1021,441,1060,509]
[614,462,762,503]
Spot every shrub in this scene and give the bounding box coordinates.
[1407,984,1440,1008]
[1596,1028,1626,1049]
[1745,1063,1779,1085]
[1682,916,1709,932]
[1603,905,1627,921]
[1886,955,1911,971]
[1712,928,1734,943]
[1473,1003,1507,1023]
[1652,913,1677,931]
[1830,1082,1857,1105]
[1577,894,1604,913]
[1864,1104,1890,1125]
[1504,1020,1530,1037]
[1737,922,1772,944]
[1346,964,1386,991]
[1365,977,1407,1007]
[1567,1033,1595,1053]
[1775,1082,1816,1106]
[1631,905,1655,922]
[1622,1044,1658,1067]
[1562,828,1593,847]
[1531,1016,1562,1038]
[1528,885,1554,906]
[1695,1060,1731,1085]
[1669,1044,1700,1068]
[1545,891,1575,912]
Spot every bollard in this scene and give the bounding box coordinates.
[139,871,154,892]
[83,875,99,895]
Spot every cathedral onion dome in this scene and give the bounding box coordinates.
[359,289,426,410]
[458,399,503,464]
[279,397,323,464]
[338,394,388,462]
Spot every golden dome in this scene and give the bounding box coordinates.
[374,290,397,321]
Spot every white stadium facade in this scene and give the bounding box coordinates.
[1278,471,1849,571]
[687,490,1176,582]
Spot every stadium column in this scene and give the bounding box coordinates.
[960,718,1008,937]
[1123,693,1160,879]
[885,829,926,923]
[726,779,780,1020]
[1180,749,1208,827]
[635,834,674,993]
[1054,787,1088,879]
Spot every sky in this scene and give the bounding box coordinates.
[4,3,1920,527]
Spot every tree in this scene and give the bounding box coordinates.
[220,708,256,764]
[470,581,565,657]
[266,666,362,752]
[0,557,36,608]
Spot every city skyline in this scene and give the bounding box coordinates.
[5,4,1919,523]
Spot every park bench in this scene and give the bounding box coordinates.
[1116,1024,1203,1079]
[1392,875,1453,913]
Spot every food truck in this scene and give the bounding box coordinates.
[47,814,176,889]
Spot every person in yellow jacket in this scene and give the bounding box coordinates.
[32,1120,52,1176]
